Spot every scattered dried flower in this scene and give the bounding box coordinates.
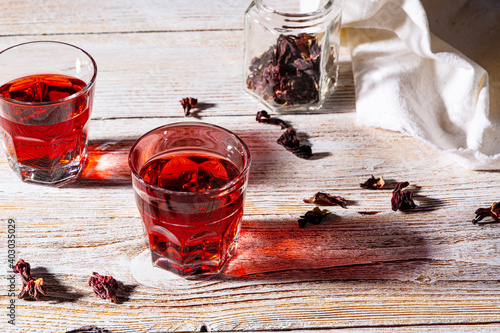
[277,128,312,159]
[391,181,416,211]
[88,272,118,303]
[13,259,47,301]
[180,97,198,116]
[360,175,385,189]
[255,111,312,158]
[256,110,289,129]
[65,325,111,333]
[298,207,330,228]
[13,258,30,282]
[473,202,500,224]
[19,278,46,301]
[303,192,347,208]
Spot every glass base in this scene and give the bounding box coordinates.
[8,153,87,187]
[151,239,237,277]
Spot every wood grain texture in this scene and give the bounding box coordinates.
[1,1,500,333]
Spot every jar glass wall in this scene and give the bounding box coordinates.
[244,0,342,112]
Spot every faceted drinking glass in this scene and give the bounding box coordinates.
[129,122,251,276]
[0,41,97,186]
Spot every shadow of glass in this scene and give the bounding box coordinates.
[217,214,431,282]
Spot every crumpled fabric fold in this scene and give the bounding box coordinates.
[338,0,500,170]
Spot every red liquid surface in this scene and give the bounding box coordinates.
[0,74,92,171]
[135,151,246,275]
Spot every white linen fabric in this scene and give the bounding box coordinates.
[337,0,500,169]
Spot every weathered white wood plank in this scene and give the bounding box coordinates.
[2,114,500,332]
[1,1,500,332]
[0,0,248,35]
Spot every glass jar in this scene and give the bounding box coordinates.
[244,0,342,112]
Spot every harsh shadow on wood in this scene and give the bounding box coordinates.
[116,282,138,304]
[31,267,85,303]
[220,214,431,282]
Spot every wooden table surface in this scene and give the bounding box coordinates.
[1,1,500,332]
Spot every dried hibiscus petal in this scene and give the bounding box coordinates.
[360,175,385,189]
[180,97,198,116]
[473,202,500,224]
[391,181,416,211]
[255,111,312,158]
[303,192,347,209]
[298,207,330,228]
[277,128,312,159]
[65,325,111,333]
[256,110,290,129]
[13,259,47,300]
[88,272,118,303]
[18,278,46,301]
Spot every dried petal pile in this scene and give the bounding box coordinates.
[88,272,118,303]
[13,259,47,300]
[247,33,322,107]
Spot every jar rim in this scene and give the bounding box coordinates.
[255,0,341,19]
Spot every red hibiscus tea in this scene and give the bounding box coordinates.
[129,123,251,276]
[0,41,97,186]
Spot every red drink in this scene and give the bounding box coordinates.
[0,73,94,184]
[135,150,245,276]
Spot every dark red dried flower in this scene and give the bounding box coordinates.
[391,181,416,211]
[303,192,347,209]
[256,110,290,129]
[360,175,385,189]
[13,259,30,283]
[13,259,47,300]
[180,97,198,116]
[298,207,330,228]
[473,202,500,224]
[65,325,111,333]
[19,278,46,301]
[277,128,312,159]
[88,272,118,303]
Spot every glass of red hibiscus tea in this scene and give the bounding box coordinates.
[129,122,252,277]
[0,41,97,186]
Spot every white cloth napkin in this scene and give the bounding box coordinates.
[338,0,500,170]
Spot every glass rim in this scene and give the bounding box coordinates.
[0,40,98,107]
[129,121,252,196]
[255,0,342,19]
